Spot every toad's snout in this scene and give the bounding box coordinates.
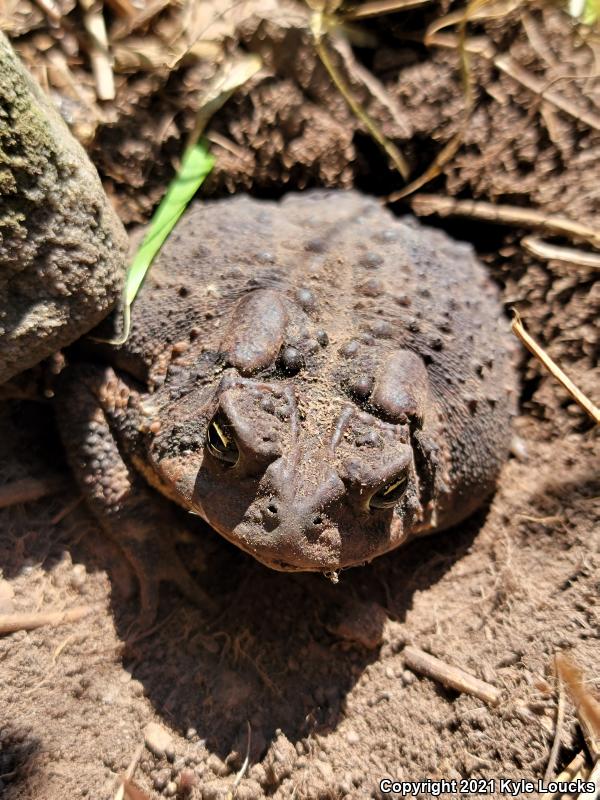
[234,459,351,570]
[259,462,346,534]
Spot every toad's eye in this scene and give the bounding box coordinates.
[369,474,408,510]
[206,414,239,466]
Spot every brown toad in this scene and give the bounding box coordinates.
[56,190,517,621]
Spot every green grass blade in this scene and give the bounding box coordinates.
[568,0,600,23]
[582,0,600,23]
[125,140,215,307]
[93,140,215,345]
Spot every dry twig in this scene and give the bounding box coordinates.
[555,750,587,783]
[0,605,95,635]
[311,10,410,180]
[79,0,115,101]
[522,237,600,270]
[120,781,150,800]
[0,476,67,509]
[546,751,588,800]
[511,312,600,424]
[114,743,146,800]
[411,194,600,248]
[494,54,600,134]
[579,759,600,800]
[402,645,502,705]
[545,658,567,782]
[343,0,431,18]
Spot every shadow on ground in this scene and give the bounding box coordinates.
[0,398,480,767]
[0,726,42,800]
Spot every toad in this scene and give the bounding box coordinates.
[56,190,517,622]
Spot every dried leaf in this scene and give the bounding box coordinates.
[556,653,600,759]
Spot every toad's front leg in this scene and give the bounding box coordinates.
[55,364,215,627]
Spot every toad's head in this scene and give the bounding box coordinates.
[149,371,440,571]
[146,289,443,572]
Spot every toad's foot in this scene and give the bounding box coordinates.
[56,364,215,628]
[114,509,216,629]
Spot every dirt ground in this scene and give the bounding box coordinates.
[1,1,599,799]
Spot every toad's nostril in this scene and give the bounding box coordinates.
[266,501,279,517]
[312,515,323,526]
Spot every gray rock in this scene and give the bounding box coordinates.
[0,32,128,383]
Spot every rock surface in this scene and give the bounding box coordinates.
[0,32,127,384]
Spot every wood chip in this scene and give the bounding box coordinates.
[33,0,62,23]
[402,645,502,705]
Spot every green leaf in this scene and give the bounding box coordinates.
[106,140,215,345]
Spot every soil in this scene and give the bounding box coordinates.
[1,2,599,799]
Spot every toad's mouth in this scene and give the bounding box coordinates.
[198,503,402,573]
[209,518,344,572]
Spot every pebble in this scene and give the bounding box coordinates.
[234,779,262,799]
[165,780,177,796]
[153,770,169,790]
[206,753,229,777]
[510,435,528,461]
[71,564,87,590]
[177,769,198,794]
[346,729,360,745]
[402,670,416,685]
[144,721,173,758]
